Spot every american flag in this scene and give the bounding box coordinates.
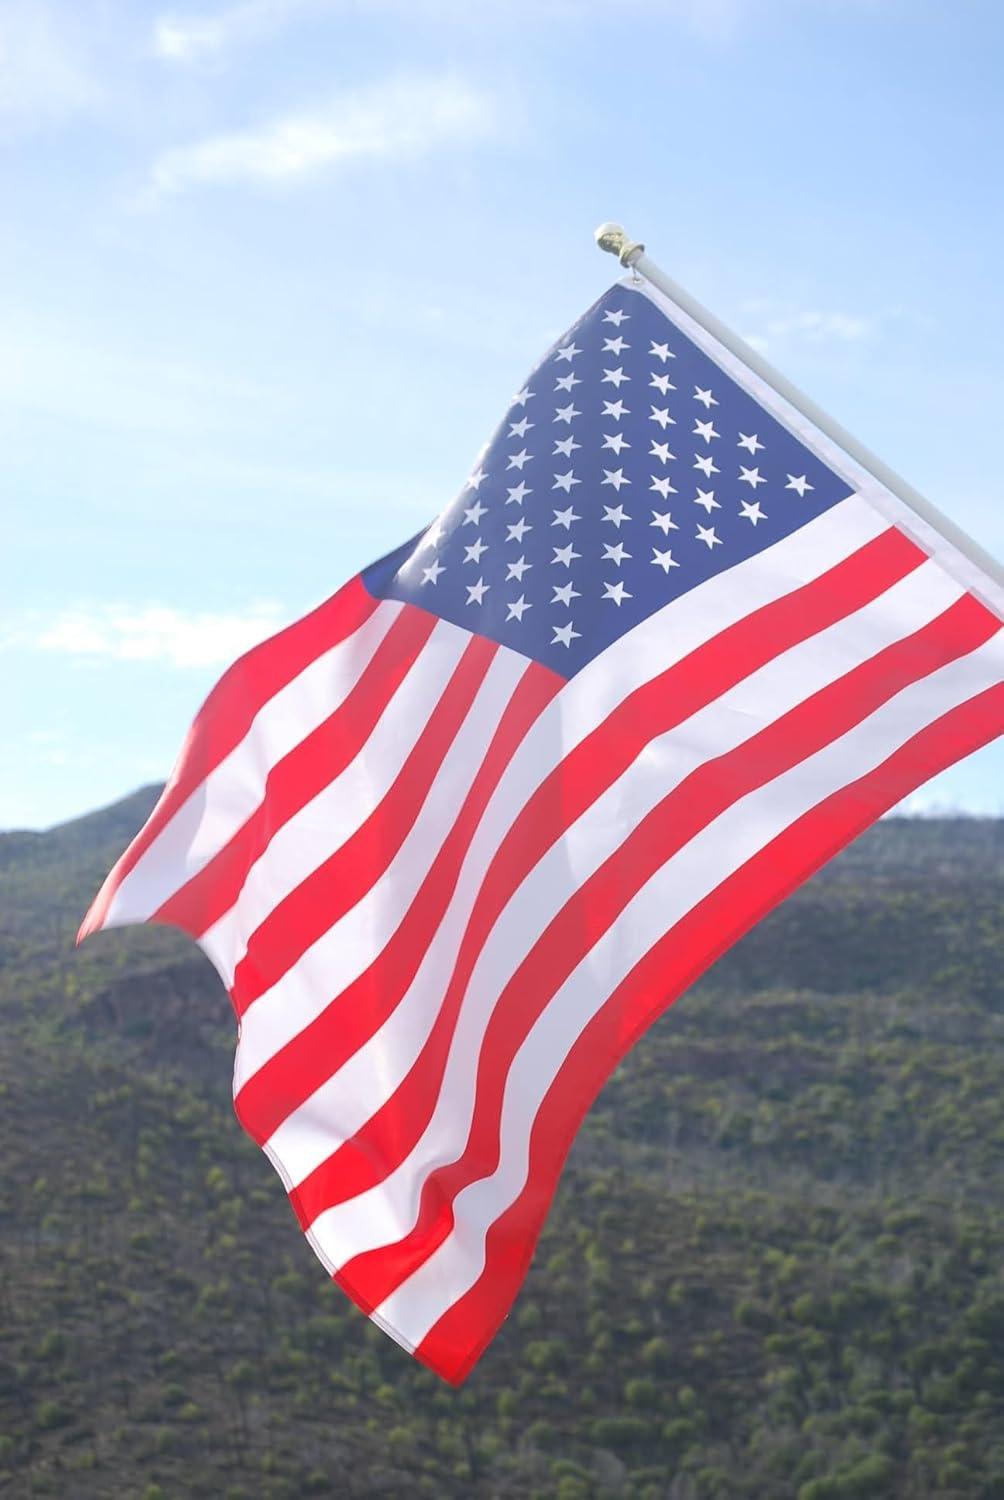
[81,275,1004,1383]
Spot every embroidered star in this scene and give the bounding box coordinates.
[553,469,580,493]
[603,336,629,356]
[554,403,581,424]
[466,466,488,490]
[552,542,581,567]
[738,432,764,454]
[786,473,814,497]
[602,467,630,491]
[739,465,767,489]
[602,580,632,606]
[421,559,445,585]
[551,580,581,606]
[506,555,531,581]
[555,372,581,393]
[650,440,674,464]
[602,366,630,388]
[553,435,580,457]
[694,386,719,408]
[466,577,490,604]
[696,524,722,549]
[603,308,629,326]
[694,454,719,478]
[421,518,445,550]
[650,406,675,429]
[512,386,534,407]
[552,621,581,648]
[739,499,767,525]
[507,448,531,471]
[506,518,532,543]
[651,547,680,573]
[650,373,675,395]
[555,341,581,362]
[506,481,531,506]
[650,510,678,534]
[693,488,720,513]
[650,340,674,362]
[508,417,533,438]
[602,541,631,566]
[463,538,488,564]
[506,595,531,621]
[650,475,677,500]
[603,504,631,527]
[552,505,581,529]
[463,499,488,525]
[602,399,629,420]
[602,432,630,455]
[693,419,720,443]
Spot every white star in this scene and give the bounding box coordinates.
[552,621,581,648]
[650,406,675,429]
[602,432,630,455]
[739,465,767,489]
[694,454,719,478]
[506,481,532,506]
[554,402,581,424]
[650,475,677,500]
[506,518,532,542]
[696,524,722,549]
[551,581,580,606]
[552,542,581,567]
[693,418,720,443]
[651,547,680,573]
[506,555,532,581]
[650,440,675,464]
[421,517,445,549]
[786,473,814,497]
[650,509,678,534]
[508,417,533,438]
[552,505,581,528]
[463,538,488,564]
[602,366,630,388]
[602,580,632,606]
[603,504,631,527]
[602,399,629,420]
[553,435,580,457]
[603,308,629,326]
[466,577,490,604]
[421,559,445,585]
[650,373,675,395]
[739,499,767,525]
[603,335,629,355]
[694,488,720,513]
[693,386,719,408]
[507,448,531,471]
[555,372,580,392]
[602,541,631,566]
[467,466,488,490]
[512,386,534,407]
[602,467,630,491]
[738,432,764,454]
[506,595,531,621]
[555,341,581,362]
[553,469,580,493]
[650,341,674,362]
[463,499,488,525]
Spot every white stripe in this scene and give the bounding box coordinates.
[199,617,471,988]
[234,494,887,1079]
[282,559,958,1242]
[228,647,529,1092]
[103,600,403,927]
[375,630,1004,1349]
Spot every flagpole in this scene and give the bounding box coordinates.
[594,223,1004,602]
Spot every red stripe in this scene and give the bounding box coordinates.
[154,607,438,938]
[78,575,378,941]
[413,676,1004,1383]
[286,529,925,1229]
[331,594,998,1307]
[231,634,500,1013]
[234,661,562,1147]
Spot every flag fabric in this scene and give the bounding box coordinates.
[81,274,1004,1384]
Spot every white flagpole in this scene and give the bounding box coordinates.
[595,223,1004,603]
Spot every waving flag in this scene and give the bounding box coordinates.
[81,270,1004,1383]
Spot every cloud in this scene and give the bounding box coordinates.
[0,0,97,131]
[741,306,877,356]
[153,0,305,62]
[14,603,287,669]
[144,73,497,199]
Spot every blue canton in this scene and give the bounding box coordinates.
[363,284,854,679]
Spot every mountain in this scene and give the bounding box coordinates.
[1,794,1002,1499]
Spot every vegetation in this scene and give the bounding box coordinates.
[1,789,1002,1497]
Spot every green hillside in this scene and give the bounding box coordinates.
[1,794,1002,1499]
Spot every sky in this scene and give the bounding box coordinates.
[4,0,1003,830]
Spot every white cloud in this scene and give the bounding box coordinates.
[145,73,497,199]
[0,0,97,131]
[153,0,305,62]
[16,603,287,668]
[742,307,877,356]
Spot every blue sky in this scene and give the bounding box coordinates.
[4,0,1002,829]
